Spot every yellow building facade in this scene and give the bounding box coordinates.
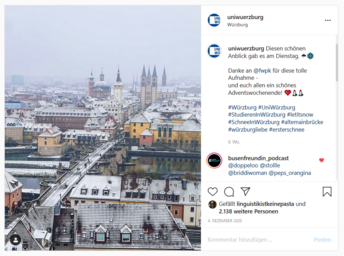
[183,205,201,227]
[70,199,120,209]
[124,113,201,150]
[37,127,69,156]
[124,113,151,139]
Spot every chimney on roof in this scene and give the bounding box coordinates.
[182,179,187,190]
[165,178,170,192]
[182,179,186,190]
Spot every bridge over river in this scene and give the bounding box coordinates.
[40,142,115,207]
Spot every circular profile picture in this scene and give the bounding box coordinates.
[206,152,222,169]
[208,13,221,27]
[208,44,221,58]
[10,234,21,245]
[209,200,217,209]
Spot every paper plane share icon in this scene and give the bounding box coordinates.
[241,187,250,196]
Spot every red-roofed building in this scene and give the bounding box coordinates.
[5,172,23,216]
[139,129,153,148]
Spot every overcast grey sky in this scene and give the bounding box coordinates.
[5,6,200,83]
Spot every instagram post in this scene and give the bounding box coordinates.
[2,1,343,255]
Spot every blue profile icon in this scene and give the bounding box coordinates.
[208,14,221,27]
[208,44,221,58]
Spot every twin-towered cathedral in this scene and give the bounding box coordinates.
[140,65,167,110]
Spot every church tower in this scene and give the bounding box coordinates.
[132,74,135,94]
[152,65,158,103]
[88,70,95,97]
[162,67,167,87]
[100,67,105,81]
[147,66,151,86]
[113,67,123,105]
[140,65,147,110]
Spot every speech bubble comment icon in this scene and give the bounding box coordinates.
[224,187,234,197]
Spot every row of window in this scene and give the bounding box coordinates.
[6,133,20,137]
[152,193,179,201]
[74,200,106,205]
[6,123,19,127]
[81,231,167,243]
[156,158,198,163]
[41,112,92,116]
[125,191,146,199]
[81,188,110,196]
[131,137,200,145]
[24,128,45,132]
[39,117,88,123]
[156,139,199,145]
[159,94,175,98]
[83,230,110,242]
[158,127,172,138]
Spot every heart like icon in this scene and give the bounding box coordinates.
[285,90,291,96]
[319,158,324,163]
[208,187,218,196]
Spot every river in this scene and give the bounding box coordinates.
[127,156,201,174]
[5,153,50,189]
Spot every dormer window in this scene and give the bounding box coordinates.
[125,191,132,198]
[80,186,87,195]
[122,233,130,243]
[139,192,146,198]
[190,193,195,202]
[132,190,138,198]
[160,192,165,200]
[95,225,107,243]
[103,189,109,196]
[173,193,180,202]
[120,224,132,244]
[92,187,99,195]
[96,233,105,242]
[152,192,158,200]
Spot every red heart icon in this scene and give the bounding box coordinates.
[285,90,291,96]
[319,158,324,163]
